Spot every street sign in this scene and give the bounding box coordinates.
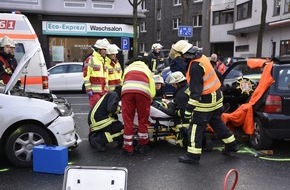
[178,25,193,37]
[121,37,130,51]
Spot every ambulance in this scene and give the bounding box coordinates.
[0,12,49,92]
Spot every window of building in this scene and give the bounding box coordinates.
[141,0,146,10]
[157,9,161,20]
[173,18,181,29]
[140,22,146,32]
[285,0,290,13]
[139,43,146,53]
[235,45,249,52]
[280,40,290,56]
[173,0,181,6]
[193,15,202,27]
[273,0,281,16]
[213,9,233,25]
[237,0,252,21]
[157,30,161,41]
[192,41,200,47]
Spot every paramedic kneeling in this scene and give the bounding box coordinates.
[88,85,123,152]
[170,40,239,164]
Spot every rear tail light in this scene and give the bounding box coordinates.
[42,76,49,89]
[264,95,282,113]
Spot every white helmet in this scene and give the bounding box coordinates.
[1,36,11,47]
[153,75,164,84]
[106,44,120,54]
[172,40,193,54]
[94,38,110,49]
[9,39,16,48]
[166,71,186,84]
[151,43,163,50]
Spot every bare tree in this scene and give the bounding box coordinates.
[256,0,267,57]
[128,0,143,58]
[181,0,190,25]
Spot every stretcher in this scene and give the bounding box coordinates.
[118,101,176,143]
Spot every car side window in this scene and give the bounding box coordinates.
[278,69,290,91]
[69,65,83,73]
[49,65,68,74]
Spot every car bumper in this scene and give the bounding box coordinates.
[47,115,82,147]
[257,113,290,139]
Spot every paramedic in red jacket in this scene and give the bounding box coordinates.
[121,57,156,156]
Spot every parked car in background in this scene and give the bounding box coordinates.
[48,62,85,92]
[0,45,82,167]
[221,57,290,150]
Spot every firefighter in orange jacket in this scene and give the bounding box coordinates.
[121,57,156,156]
[170,40,238,164]
[84,38,110,108]
[106,44,123,92]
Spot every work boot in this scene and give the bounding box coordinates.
[178,153,200,164]
[222,141,239,156]
[90,134,107,152]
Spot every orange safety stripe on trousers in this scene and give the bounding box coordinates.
[0,33,37,40]
[20,76,43,84]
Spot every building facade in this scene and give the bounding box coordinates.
[140,0,290,59]
[0,0,145,68]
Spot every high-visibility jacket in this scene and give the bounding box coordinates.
[107,59,122,91]
[147,52,165,74]
[122,61,156,99]
[84,51,108,94]
[186,55,223,112]
[0,55,13,84]
[88,91,121,133]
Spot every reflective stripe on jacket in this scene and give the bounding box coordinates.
[122,61,156,99]
[186,55,221,95]
[107,59,123,91]
[88,91,120,132]
[84,51,108,94]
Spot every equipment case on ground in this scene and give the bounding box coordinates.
[62,166,128,190]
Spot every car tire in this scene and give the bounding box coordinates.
[5,124,53,167]
[250,118,273,150]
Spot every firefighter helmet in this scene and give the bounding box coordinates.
[94,38,110,49]
[151,43,163,50]
[166,71,186,84]
[1,36,11,47]
[171,40,192,54]
[106,44,120,54]
[153,75,164,84]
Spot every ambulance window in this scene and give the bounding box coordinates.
[14,43,25,63]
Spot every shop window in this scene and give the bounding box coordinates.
[48,37,101,67]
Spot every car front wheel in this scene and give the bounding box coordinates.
[250,118,273,150]
[5,124,53,167]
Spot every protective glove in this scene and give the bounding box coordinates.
[184,103,195,120]
[87,91,93,97]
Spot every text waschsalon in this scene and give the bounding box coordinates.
[47,23,122,32]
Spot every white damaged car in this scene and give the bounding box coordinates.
[0,44,82,167]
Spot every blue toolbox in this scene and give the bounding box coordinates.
[33,145,68,174]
